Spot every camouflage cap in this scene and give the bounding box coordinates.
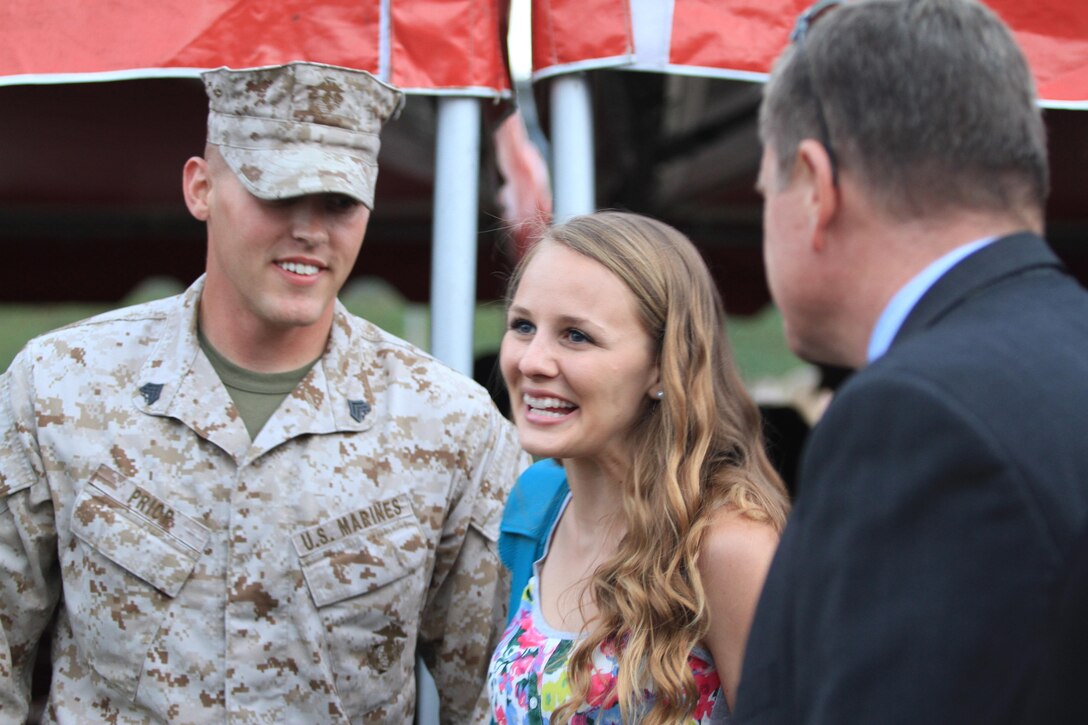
[202,61,405,209]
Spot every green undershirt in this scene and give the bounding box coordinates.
[198,329,318,440]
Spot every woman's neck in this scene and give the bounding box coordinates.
[562,456,627,530]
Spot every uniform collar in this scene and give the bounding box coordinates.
[134,276,378,464]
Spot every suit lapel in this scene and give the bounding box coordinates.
[891,232,1064,350]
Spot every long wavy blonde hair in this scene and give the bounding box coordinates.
[506,211,790,724]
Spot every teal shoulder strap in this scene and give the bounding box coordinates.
[498,458,569,623]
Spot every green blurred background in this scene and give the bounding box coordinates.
[0,276,808,387]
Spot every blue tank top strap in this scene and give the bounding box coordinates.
[498,458,570,622]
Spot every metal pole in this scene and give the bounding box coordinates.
[418,94,483,724]
[429,96,481,376]
[550,73,596,221]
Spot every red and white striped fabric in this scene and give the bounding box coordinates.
[531,0,1088,109]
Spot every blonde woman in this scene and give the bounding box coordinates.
[488,211,790,723]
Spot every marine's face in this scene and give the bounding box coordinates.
[500,242,660,466]
[196,151,370,336]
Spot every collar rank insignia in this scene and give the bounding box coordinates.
[139,382,164,405]
[348,399,371,422]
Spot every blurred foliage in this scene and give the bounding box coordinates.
[0,278,804,383]
[727,305,806,383]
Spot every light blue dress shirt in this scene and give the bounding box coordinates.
[867,237,997,363]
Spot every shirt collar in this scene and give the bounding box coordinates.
[867,236,997,363]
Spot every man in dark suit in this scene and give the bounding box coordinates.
[734,1,1088,723]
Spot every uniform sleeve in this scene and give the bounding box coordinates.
[0,351,61,719]
[736,373,1060,724]
[417,403,529,724]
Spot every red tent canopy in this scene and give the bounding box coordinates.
[0,0,511,96]
[531,0,1088,107]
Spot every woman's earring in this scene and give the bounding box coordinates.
[654,390,665,400]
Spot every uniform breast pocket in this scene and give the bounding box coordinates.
[68,468,209,700]
[295,495,429,717]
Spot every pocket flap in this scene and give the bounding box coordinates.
[295,495,427,607]
[70,466,209,597]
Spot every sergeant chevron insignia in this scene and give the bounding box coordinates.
[348,399,371,422]
[139,383,164,405]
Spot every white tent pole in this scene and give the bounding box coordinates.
[429,96,481,376]
[550,74,596,221]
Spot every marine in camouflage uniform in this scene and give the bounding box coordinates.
[0,62,528,724]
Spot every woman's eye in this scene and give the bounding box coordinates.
[567,329,590,344]
[509,318,534,335]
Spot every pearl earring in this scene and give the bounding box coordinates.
[654,390,664,400]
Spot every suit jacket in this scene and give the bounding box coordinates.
[1017,517,1088,724]
[734,233,1088,724]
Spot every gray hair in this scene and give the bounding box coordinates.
[760,0,1048,221]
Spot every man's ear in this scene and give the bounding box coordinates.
[182,156,211,222]
[796,139,839,252]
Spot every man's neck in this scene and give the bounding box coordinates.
[851,214,1035,367]
[827,172,1041,368]
[198,303,333,373]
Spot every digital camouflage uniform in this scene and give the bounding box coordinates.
[0,277,529,723]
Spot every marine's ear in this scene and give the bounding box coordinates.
[182,156,212,222]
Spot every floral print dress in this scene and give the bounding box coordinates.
[487,497,730,724]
